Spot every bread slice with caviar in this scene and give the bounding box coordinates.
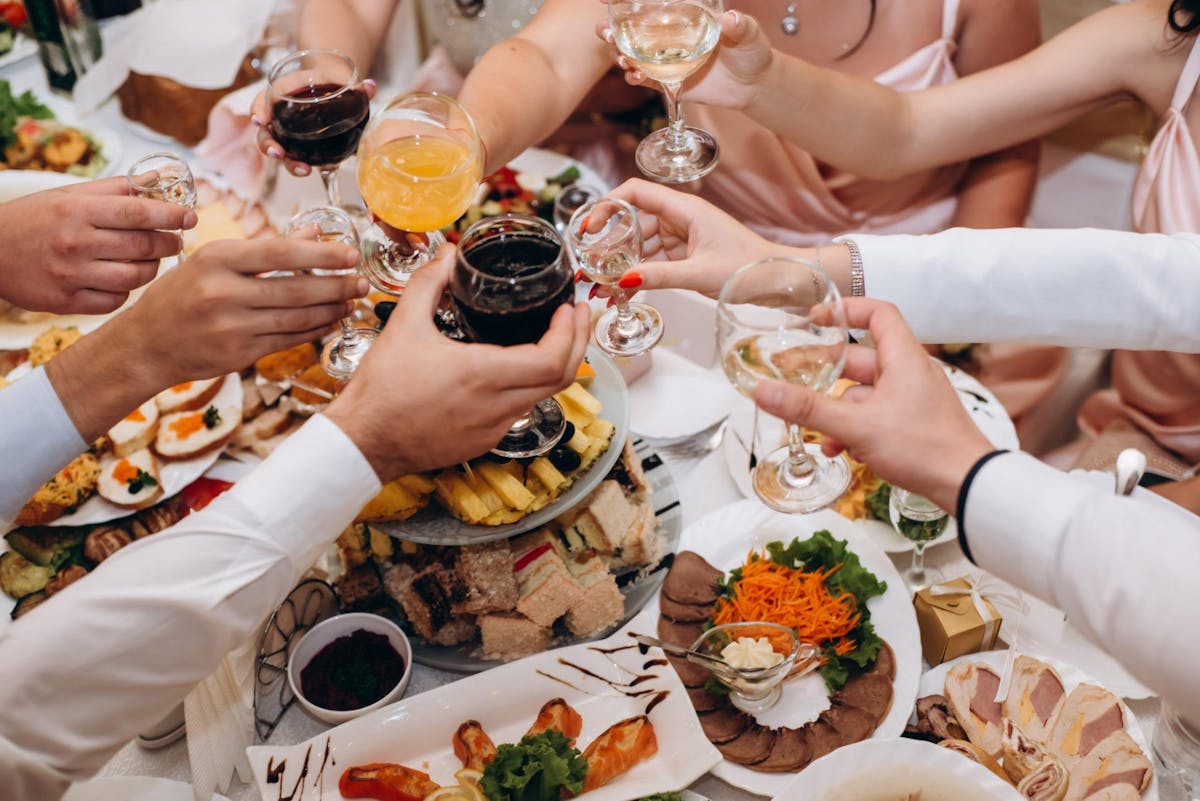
[97,448,163,509]
[155,377,223,415]
[155,404,240,460]
[15,452,101,526]
[108,399,159,458]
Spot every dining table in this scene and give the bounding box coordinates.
[0,19,1164,801]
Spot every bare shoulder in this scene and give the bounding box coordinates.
[956,0,1042,72]
[1099,0,1196,108]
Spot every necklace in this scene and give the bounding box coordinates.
[781,2,799,35]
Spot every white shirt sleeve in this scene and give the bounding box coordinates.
[960,451,1200,727]
[0,366,88,530]
[0,414,381,800]
[842,227,1200,350]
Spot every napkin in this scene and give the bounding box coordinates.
[185,641,256,801]
[73,0,276,112]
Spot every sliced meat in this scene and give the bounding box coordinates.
[820,701,877,745]
[869,641,895,680]
[657,616,705,649]
[687,685,724,713]
[667,656,710,688]
[756,727,812,773]
[837,671,894,724]
[970,666,1004,727]
[659,594,713,623]
[1080,703,1125,757]
[716,724,776,766]
[802,718,844,763]
[661,551,723,606]
[698,705,752,744]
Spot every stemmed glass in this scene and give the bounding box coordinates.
[267,49,370,212]
[284,207,373,380]
[450,215,575,458]
[356,92,484,293]
[127,152,196,262]
[609,0,723,183]
[717,257,851,513]
[889,487,949,590]
[567,197,663,357]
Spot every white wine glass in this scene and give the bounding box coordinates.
[127,152,196,261]
[284,206,374,380]
[888,486,949,590]
[567,197,663,357]
[717,257,850,513]
[609,0,722,183]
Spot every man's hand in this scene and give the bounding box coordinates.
[0,177,197,315]
[325,247,592,482]
[752,299,995,511]
[605,178,785,297]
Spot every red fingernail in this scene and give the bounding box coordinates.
[577,215,590,237]
[607,297,616,308]
[588,284,600,300]
[618,271,643,290]
[574,269,584,283]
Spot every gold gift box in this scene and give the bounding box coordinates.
[913,578,1002,666]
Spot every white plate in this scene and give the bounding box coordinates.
[642,501,922,796]
[40,372,242,526]
[12,92,123,178]
[628,348,739,441]
[508,147,609,193]
[722,360,1019,554]
[921,650,1159,801]
[772,737,1022,801]
[246,618,722,801]
[377,348,629,545]
[63,776,231,801]
[0,35,39,71]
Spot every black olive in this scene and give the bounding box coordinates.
[481,452,510,464]
[561,421,576,443]
[374,301,397,326]
[549,447,582,473]
[516,455,536,467]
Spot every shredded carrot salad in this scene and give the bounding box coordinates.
[712,554,861,655]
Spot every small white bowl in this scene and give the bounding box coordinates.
[287,613,412,725]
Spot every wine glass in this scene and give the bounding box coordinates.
[717,257,851,513]
[356,92,484,293]
[450,214,575,458]
[567,197,663,357]
[284,207,374,380]
[609,0,723,183]
[889,487,949,590]
[553,183,604,234]
[267,49,370,212]
[127,152,196,262]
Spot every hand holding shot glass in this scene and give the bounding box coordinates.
[126,152,196,262]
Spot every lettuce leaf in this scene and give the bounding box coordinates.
[481,730,588,801]
[0,79,53,151]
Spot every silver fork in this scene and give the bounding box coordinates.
[642,417,728,460]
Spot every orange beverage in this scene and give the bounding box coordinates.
[357,136,480,233]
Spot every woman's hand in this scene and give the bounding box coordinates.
[596,9,774,111]
[250,78,377,178]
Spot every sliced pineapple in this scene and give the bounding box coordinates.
[558,383,603,418]
[476,462,536,510]
[396,473,436,495]
[434,473,489,523]
[529,457,567,493]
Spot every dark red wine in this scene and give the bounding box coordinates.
[453,234,573,347]
[269,84,369,167]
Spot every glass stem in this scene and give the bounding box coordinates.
[780,424,817,489]
[613,297,641,339]
[319,166,342,208]
[659,81,689,154]
[340,316,356,344]
[910,542,928,585]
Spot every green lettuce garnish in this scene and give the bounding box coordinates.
[481,730,588,801]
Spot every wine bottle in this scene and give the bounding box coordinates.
[91,0,141,19]
[24,0,76,92]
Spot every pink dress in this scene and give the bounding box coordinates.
[1078,34,1200,463]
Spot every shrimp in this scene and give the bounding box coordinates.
[579,715,658,792]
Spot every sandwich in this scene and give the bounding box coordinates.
[1017,755,1069,801]
[563,551,624,637]
[1005,655,1067,745]
[479,612,549,661]
[938,739,1008,782]
[382,563,475,646]
[944,662,1005,758]
[155,376,223,414]
[154,404,241,460]
[562,480,639,553]
[108,399,159,457]
[97,448,163,509]
[513,529,582,627]
[1060,729,1151,801]
[15,452,100,526]
[1003,718,1049,783]
[1047,683,1126,763]
[454,540,519,615]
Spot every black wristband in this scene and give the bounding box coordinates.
[955,449,1010,564]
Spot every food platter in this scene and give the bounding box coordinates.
[377,349,630,545]
[644,501,922,796]
[723,360,1019,554]
[409,437,681,672]
[246,616,722,801]
[921,649,1159,801]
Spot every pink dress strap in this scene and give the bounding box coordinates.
[1170,34,1200,111]
[941,0,962,41]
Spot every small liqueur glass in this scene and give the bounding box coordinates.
[691,622,815,713]
[567,197,664,357]
[889,486,949,590]
[127,151,196,262]
[284,206,374,380]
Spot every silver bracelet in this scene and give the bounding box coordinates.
[845,238,866,297]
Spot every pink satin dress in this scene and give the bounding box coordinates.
[1078,34,1200,463]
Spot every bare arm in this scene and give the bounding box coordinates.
[458,0,612,172]
[296,0,400,76]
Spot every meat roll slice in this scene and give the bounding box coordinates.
[1004,655,1067,745]
[1002,718,1049,783]
[1016,755,1069,801]
[944,662,1004,758]
[1047,683,1126,764]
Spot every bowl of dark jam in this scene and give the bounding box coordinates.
[287,613,411,724]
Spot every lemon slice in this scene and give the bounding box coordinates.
[423,787,470,801]
[454,769,484,786]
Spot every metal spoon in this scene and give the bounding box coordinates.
[630,633,729,670]
[1115,448,1146,497]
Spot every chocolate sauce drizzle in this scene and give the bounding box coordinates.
[265,736,335,801]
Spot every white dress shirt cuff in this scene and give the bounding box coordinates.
[0,366,87,530]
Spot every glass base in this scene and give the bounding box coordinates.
[360,225,445,294]
[594,302,663,357]
[491,398,566,459]
[729,685,784,715]
[752,443,851,514]
[635,126,720,184]
[321,326,379,380]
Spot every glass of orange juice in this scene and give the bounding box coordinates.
[356,92,484,293]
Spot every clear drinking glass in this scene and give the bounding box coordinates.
[717,257,850,513]
[889,486,949,590]
[267,50,370,211]
[609,0,723,183]
[356,92,484,292]
[450,215,575,458]
[284,207,373,380]
[1154,704,1200,800]
[567,197,663,357]
[127,152,196,262]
